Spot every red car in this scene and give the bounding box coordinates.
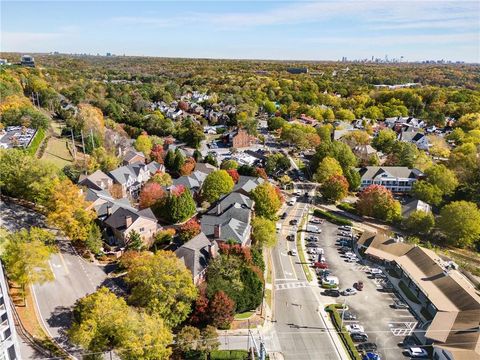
[314,262,329,269]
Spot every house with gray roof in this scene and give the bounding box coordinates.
[108,162,152,197]
[207,192,253,215]
[79,169,113,191]
[201,201,252,246]
[122,149,146,165]
[358,166,424,192]
[233,176,265,196]
[398,130,430,150]
[175,232,217,284]
[402,199,432,219]
[103,206,159,247]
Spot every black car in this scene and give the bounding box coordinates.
[281,212,288,219]
[323,289,340,297]
[356,342,378,352]
[350,333,369,342]
[290,219,298,225]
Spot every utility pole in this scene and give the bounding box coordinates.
[71,129,77,160]
[90,128,95,151]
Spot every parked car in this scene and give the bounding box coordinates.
[339,231,352,237]
[356,342,378,352]
[382,283,394,292]
[307,225,321,233]
[346,324,365,334]
[306,235,319,241]
[351,333,369,342]
[286,234,295,241]
[307,248,317,254]
[290,219,298,225]
[369,268,382,275]
[345,256,358,263]
[342,288,357,296]
[290,249,297,256]
[323,289,340,297]
[280,212,288,219]
[287,197,297,206]
[306,243,319,248]
[314,262,328,269]
[362,352,381,360]
[393,299,408,309]
[405,347,428,358]
[344,251,356,258]
[339,225,352,231]
[310,218,322,224]
[354,281,364,291]
[340,246,352,253]
[338,310,357,320]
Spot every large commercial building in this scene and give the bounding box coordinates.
[0,262,20,360]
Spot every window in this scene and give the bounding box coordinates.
[139,227,145,232]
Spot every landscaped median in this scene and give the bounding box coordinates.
[296,214,313,282]
[325,304,362,360]
[313,209,353,226]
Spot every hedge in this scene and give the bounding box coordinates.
[325,305,362,360]
[25,127,46,156]
[210,350,264,360]
[313,209,353,226]
[337,202,357,214]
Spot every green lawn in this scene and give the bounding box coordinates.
[41,137,74,168]
[234,311,254,320]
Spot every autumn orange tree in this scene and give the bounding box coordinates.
[209,291,235,329]
[178,218,201,243]
[46,178,96,242]
[356,185,401,222]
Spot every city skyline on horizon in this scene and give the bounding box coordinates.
[1,1,479,63]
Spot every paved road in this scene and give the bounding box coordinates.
[270,194,343,360]
[0,201,108,357]
[32,240,107,351]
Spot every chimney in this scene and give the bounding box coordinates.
[125,215,132,228]
[208,242,217,258]
[214,224,221,239]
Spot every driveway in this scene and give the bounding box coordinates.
[0,201,108,356]
[316,221,417,360]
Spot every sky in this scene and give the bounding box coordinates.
[1,1,479,62]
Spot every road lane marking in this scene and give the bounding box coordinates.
[57,251,70,275]
[47,260,56,279]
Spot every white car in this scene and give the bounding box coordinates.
[287,197,297,206]
[369,268,383,275]
[307,248,317,254]
[342,288,357,296]
[310,218,321,224]
[290,249,297,256]
[406,347,428,358]
[345,256,357,263]
[345,324,365,333]
[339,225,352,231]
[344,251,356,258]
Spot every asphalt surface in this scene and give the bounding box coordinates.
[0,201,108,357]
[270,193,343,360]
[319,221,418,360]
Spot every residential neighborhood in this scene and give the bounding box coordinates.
[1,12,480,359]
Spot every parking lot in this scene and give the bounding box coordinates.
[305,216,420,360]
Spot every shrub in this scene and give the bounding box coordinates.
[313,209,353,226]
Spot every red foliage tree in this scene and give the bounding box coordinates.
[210,291,235,329]
[190,286,210,326]
[150,144,164,164]
[226,169,240,183]
[274,186,285,203]
[218,243,253,264]
[138,182,165,209]
[255,167,268,180]
[178,218,201,243]
[179,157,196,176]
[170,184,186,197]
[178,101,189,111]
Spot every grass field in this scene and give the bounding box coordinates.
[41,137,74,168]
[234,311,254,320]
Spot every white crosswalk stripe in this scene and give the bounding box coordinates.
[275,282,309,291]
[390,322,418,336]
